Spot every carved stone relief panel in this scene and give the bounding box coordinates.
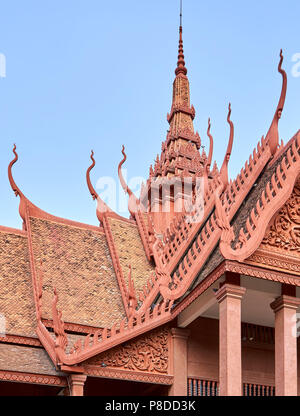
[85,326,170,374]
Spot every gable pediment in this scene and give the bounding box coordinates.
[246,180,300,274]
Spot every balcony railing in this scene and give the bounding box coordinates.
[188,378,275,396]
[243,383,275,396]
[188,379,219,396]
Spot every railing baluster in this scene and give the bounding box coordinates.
[187,378,219,397]
[243,383,274,397]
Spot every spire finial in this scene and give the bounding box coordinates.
[180,0,183,27]
[175,0,187,76]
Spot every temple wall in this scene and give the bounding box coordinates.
[187,317,219,381]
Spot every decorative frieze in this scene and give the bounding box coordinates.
[261,181,300,253]
[86,326,170,374]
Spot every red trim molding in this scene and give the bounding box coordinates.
[0,334,42,347]
[42,319,104,335]
[0,370,67,387]
[226,260,300,286]
[173,262,227,316]
[0,225,26,236]
[84,365,173,385]
[173,259,300,318]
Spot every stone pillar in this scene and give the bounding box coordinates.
[169,328,190,396]
[68,374,87,396]
[270,295,300,396]
[215,283,246,396]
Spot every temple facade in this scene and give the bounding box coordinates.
[0,20,299,397]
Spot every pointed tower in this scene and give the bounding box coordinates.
[151,22,205,180]
[144,9,207,234]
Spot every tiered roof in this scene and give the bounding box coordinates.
[0,18,299,378]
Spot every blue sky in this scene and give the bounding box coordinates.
[0,0,299,229]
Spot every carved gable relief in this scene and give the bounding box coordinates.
[84,326,170,374]
[246,180,300,274]
[262,181,300,251]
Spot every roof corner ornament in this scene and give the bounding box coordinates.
[266,49,287,156]
[217,132,300,261]
[86,150,112,225]
[8,144,21,197]
[118,145,139,219]
[220,103,234,190]
[156,266,173,301]
[203,118,214,189]
[214,185,235,245]
[52,288,68,365]
[127,265,137,318]
[8,144,28,225]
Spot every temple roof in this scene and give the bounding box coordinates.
[0,15,299,374]
[0,228,36,337]
[29,216,127,328]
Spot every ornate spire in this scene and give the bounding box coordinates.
[175,26,187,77]
[175,0,186,76]
[151,3,203,180]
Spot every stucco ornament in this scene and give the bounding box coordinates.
[87,327,169,374]
[262,181,300,252]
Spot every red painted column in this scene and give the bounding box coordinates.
[68,374,87,396]
[215,283,246,396]
[270,295,300,396]
[169,328,190,396]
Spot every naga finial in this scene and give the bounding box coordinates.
[127,265,137,317]
[86,150,98,200]
[118,145,139,218]
[52,288,68,361]
[206,118,214,173]
[86,150,112,224]
[220,103,234,189]
[8,144,22,197]
[266,49,287,156]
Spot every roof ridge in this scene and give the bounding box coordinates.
[102,213,130,317]
[37,288,174,367]
[0,225,26,236]
[218,132,300,261]
[135,133,275,309]
[150,135,274,301]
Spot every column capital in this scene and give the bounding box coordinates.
[270,295,300,313]
[68,373,87,396]
[171,327,190,340]
[215,283,246,304]
[69,374,87,384]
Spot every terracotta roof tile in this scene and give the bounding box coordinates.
[0,231,37,337]
[108,217,155,293]
[29,217,126,328]
[0,343,62,375]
